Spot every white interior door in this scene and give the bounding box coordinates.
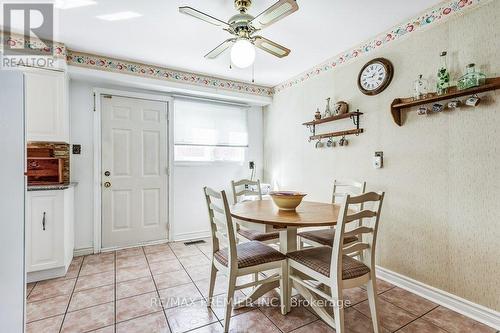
[101,95,168,249]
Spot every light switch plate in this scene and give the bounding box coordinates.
[374,151,383,169]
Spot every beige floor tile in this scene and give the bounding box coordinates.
[74,270,114,291]
[158,282,203,308]
[423,306,497,333]
[116,264,151,282]
[116,255,148,269]
[195,275,229,298]
[260,303,317,332]
[116,311,170,333]
[289,320,335,333]
[83,252,115,264]
[188,322,224,333]
[80,260,115,276]
[68,284,114,312]
[26,294,70,323]
[146,250,178,263]
[116,276,156,300]
[343,287,368,307]
[164,301,218,333]
[115,246,144,259]
[153,269,191,290]
[224,309,281,332]
[26,282,36,297]
[170,245,203,258]
[380,287,438,316]
[209,291,255,319]
[116,292,162,322]
[144,243,172,254]
[89,325,115,333]
[354,297,417,331]
[397,318,448,333]
[184,264,211,282]
[344,307,391,333]
[61,302,114,332]
[28,278,76,302]
[178,254,210,268]
[360,278,395,294]
[25,314,64,333]
[149,258,184,275]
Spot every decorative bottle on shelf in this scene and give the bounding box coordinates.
[436,51,450,95]
[323,97,332,118]
[413,74,429,100]
[314,108,322,120]
[457,63,486,90]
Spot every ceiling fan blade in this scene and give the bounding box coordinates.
[205,39,236,59]
[250,0,298,30]
[254,36,290,58]
[179,6,229,27]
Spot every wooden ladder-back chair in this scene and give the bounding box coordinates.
[287,192,385,333]
[204,187,287,332]
[298,180,366,248]
[231,179,280,244]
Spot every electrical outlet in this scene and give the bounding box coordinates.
[72,144,81,155]
[249,161,255,169]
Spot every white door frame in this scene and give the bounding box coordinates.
[93,88,174,253]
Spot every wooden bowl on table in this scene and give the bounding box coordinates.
[269,191,307,211]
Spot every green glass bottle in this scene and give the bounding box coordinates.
[436,51,450,95]
[457,63,486,90]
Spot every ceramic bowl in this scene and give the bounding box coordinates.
[269,191,307,210]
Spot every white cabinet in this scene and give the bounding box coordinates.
[26,187,74,282]
[24,68,69,143]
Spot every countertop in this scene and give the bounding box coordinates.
[27,182,78,191]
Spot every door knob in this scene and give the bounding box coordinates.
[104,171,111,176]
[104,182,111,188]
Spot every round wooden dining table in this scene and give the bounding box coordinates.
[231,200,343,254]
[230,200,344,311]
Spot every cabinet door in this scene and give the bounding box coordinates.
[24,69,68,142]
[26,191,64,272]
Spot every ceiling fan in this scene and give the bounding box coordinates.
[179,0,299,68]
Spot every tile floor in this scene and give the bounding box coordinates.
[26,240,498,333]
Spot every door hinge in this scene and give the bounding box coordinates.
[103,95,112,99]
[93,93,96,112]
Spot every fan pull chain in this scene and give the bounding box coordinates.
[252,62,255,83]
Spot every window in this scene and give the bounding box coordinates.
[174,98,248,162]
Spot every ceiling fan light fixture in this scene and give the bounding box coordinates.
[230,39,255,68]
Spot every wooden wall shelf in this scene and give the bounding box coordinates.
[303,110,364,142]
[391,77,500,126]
[310,129,364,141]
[302,111,363,126]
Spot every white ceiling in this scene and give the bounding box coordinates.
[54,0,442,86]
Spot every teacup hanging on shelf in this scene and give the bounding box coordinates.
[339,136,348,146]
[315,139,324,148]
[417,106,429,115]
[432,103,445,113]
[447,100,461,109]
[326,137,335,148]
[465,94,481,107]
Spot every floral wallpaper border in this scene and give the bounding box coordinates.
[67,50,274,97]
[274,0,487,93]
[1,32,66,58]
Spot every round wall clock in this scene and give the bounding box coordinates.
[358,58,394,95]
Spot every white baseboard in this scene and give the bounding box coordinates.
[376,266,500,330]
[73,247,94,257]
[172,230,210,242]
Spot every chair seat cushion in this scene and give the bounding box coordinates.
[287,246,370,280]
[214,241,286,269]
[238,229,279,242]
[298,229,358,247]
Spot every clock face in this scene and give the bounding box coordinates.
[358,58,393,95]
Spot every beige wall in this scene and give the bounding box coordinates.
[263,1,500,311]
